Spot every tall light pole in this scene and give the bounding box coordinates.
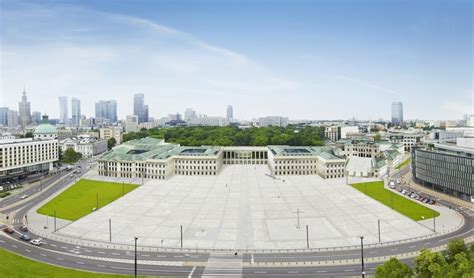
[359,236,365,278]
[292,209,304,229]
[134,237,138,278]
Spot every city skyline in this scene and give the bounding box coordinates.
[1,0,472,121]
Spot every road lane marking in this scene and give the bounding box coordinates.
[424,242,431,245]
[344,269,354,272]
[111,252,120,255]
[141,254,150,257]
[25,249,31,253]
[98,251,106,254]
[11,245,17,248]
[409,245,416,248]
[57,258,64,261]
[254,271,267,274]
[40,254,47,257]
[390,249,398,252]
[369,251,377,254]
[50,244,57,247]
[76,262,85,265]
[97,265,106,268]
[188,266,196,277]
[288,271,299,274]
[317,270,328,273]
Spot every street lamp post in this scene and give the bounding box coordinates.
[359,236,365,278]
[134,237,138,278]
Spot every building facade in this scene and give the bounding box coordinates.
[58,96,68,125]
[98,138,346,181]
[60,135,107,158]
[389,132,424,151]
[95,100,118,122]
[71,98,81,127]
[133,94,148,123]
[391,102,404,125]
[125,115,139,132]
[19,91,31,127]
[412,141,473,202]
[0,107,8,126]
[226,105,233,120]
[99,127,123,144]
[0,137,58,181]
[258,116,289,127]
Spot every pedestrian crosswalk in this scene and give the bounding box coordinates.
[78,255,183,266]
[202,253,243,277]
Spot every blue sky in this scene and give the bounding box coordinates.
[1,0,472,121]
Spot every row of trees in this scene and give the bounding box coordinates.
[123,125,327,146]
[376,239,474,277]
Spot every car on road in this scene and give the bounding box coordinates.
[19,234,31,241]
[20,194,29,199]
[423,199,430,203]
[30,238,43,246]
[3,226,14,234]
[429,200,436,205]
[20,225,28,232]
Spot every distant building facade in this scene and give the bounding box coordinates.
[125,115,139,132]
[95,100,117,122]
[99,126,123,144]
[58,96,68,125]
[19,90,31,127]
[133,94,148,123]
[391,102,404,125]
[60,135,107,158]
[226,105,233,120]
[71,98,81,126]
[258,116,289,127]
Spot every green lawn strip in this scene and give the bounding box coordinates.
[396,158,411,170]
[351,181,440,221]
[37,179,138,221]
[0,248,146,278]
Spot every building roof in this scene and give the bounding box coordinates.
[34,124,57,134]
[100,137,222,161]
[268,145,344,160]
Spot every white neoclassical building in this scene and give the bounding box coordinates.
[97,137,346,181]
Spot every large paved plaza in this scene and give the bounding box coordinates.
[59,165,433,249]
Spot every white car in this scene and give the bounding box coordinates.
[30,238,43,246]
[20,194,28,199]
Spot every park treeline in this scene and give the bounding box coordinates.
[123,125,326,146]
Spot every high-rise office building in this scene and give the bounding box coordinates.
[58,96,68,125]
[31,111,42,125]
[95,100,117,122]
[391,102,404,125]
[133,94,148,123]
[0,107,9,126]
[227,105,233,120]
[71,98,81,126]
[18,90,31,127]
[8,110,19,127]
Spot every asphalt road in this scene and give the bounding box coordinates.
[0,161,472,277]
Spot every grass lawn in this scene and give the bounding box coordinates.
[37,179,138,221]
[0,248,145,278]
[396,158,411,170]
[351,181,440,221]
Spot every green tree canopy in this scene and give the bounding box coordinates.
[107,137,116,150]
[375,257,413,278]
[61,148,82,164]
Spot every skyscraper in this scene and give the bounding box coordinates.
[71,98,81,126]
[391,102,404,125]
[31,111,42,125]
[8,110,19,127]
[226,105,233,120]
[0,107,9,126]
[18,89,31,127]
[58,96,68,125]
[133,94,148,123]
[95,100,117,122]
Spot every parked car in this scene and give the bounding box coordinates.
[429,200,436,205]
[20,194,28,199]
[20,225,28,232]
[3,226,14,234]
[19,234,31,241]
[423,199,430,203]
[390,184,396,189]
[30,238,43,246]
